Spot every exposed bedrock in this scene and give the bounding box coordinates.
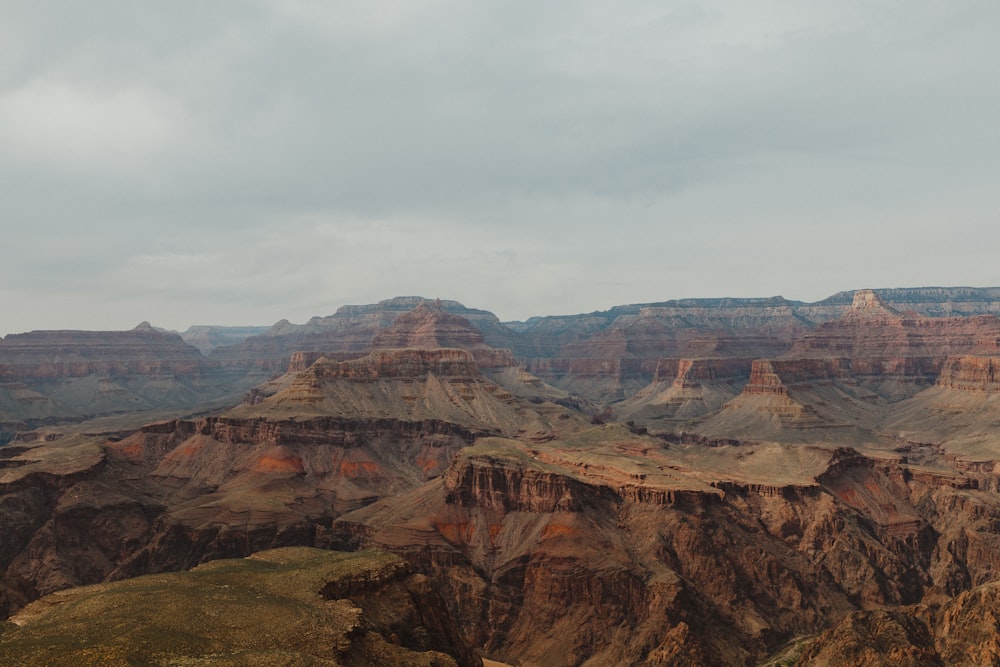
[654,357,755,385]
[936,355,1000,392]
[335,442,1000,666]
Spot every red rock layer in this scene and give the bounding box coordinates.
[309,348,484,380]
[792,290,1000,362]
[654,358,755,385]
[0,325,206,380]
[371,302,490,351]
[741,359,851,396]
[936,355,1000,392]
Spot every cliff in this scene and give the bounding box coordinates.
[335,427,1000,665]
[0,324,206,380]
[935,355,1000,392]
[0,324,252,436]
[615,358,753,424]
[791,290,1000,365]
[0,547,478,667]
[210,297,521,375]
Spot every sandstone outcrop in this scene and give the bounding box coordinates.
[935,355,1000,392]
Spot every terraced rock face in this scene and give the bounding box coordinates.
[0,347,586,622]
[0,324,253,441]
[332,423,1000,666]
[8,288,1000,665]
[632,291,1000,449]
[209,296,518,376]
[0,547,477,667]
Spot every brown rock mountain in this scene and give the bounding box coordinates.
[0,323,253,442]
[333,424,1000,665]
[0,346,584,622]
[6,287,1000,665]
[209,296,519,377]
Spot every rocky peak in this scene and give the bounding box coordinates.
[371,302,490,351]
[849,289,901,317]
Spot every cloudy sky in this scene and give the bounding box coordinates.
[2,1,998,334]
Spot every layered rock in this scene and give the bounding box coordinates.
[177,324,269,354]
[679,291,1000,444]
[791,290,1000,375]
[210,296,521,376]
[935,355,1000,392]
[880,355,1000,462]
[0,324,251,440]
[615,358,753,424]
[0,323,203,380]
[330,424,1000,665]
[0,346,589,622]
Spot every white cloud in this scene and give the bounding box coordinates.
[0,80,178,171]
[1,1,999,333]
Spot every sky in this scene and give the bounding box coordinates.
[2,1,999,334]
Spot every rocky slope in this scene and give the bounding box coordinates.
[0,546,478,666]
[209,297,521,376]
[0,346,586,622]
[6,287,1000,664]
[793,579,1000,666]
[0,323,251,443]
[330,422,1000,666]
[196,288,1000,406]
[654,291,1000,446]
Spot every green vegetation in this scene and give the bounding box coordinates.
[0,547,457,667]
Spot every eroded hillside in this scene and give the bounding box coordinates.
[4,288,1000,665]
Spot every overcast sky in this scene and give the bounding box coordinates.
[2,1,998,334]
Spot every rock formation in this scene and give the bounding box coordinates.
[331,425,1000,665]
[0,324,253,442]
[6,287,1000,665]
[0,547,478,666]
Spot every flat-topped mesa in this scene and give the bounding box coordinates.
[443,454,614,513]
[847,288,902,318]
[371,301,490,350]
[371,302,516,370]
[936,355,1000,392]
[637,300,809,334]
[0,325,207,380]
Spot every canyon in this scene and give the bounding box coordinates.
[4,287,1000,665]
